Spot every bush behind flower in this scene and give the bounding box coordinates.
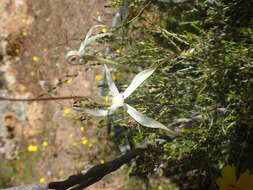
[105,0,253,189]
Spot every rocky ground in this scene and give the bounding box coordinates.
[0,0,143,189]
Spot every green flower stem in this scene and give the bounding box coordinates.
[82,54,118,66]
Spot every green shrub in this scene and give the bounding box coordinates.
[106,0,253,189]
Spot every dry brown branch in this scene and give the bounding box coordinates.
[2,148,146,190]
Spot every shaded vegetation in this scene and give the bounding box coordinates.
[105,0,253,189]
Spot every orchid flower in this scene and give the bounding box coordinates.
[75,65,179,135]
[66,25,112,64]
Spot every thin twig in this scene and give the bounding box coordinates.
[0,96,87,102]
[126,0,152,25]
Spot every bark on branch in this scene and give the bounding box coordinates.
[2,148,145,190]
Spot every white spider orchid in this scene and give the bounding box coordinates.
[66,25,112,64]
[75,65,178,135]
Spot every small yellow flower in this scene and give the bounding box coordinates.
[80,127,85,131]
[68,133,74,138]
[96,74,103,81]
[32,56,40,62]
[149,88,156,93]
[216,165,253,190]
[42,141,48,147]
[39,178,46,182]
[100,160,105,164]
[15,49,20,53]
[21,18,28,24]
[27,145,38,152]
[82,137,88,145]
[63,109,72,114]
[30,71,35,76]
[45,18,50,22]
[43,48,48,52]
[88,142,94,148]
[66,79,73,84]
[112,73,120,81]
[116,49,121,53]
[21,31,27,36]
[59,170,64,175]
[71,142,78,147]
[101,28,108,33]
[111,73,121,81]
[19,85,27,92]
[112,74,117,81]
[15,56,20,61]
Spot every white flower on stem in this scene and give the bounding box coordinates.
[66,25,112,64]
[75,65,179,136]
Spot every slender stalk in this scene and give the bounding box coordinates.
[82,54,118,66]
[0,96,87,102]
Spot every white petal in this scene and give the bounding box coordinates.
[79,25,108,53]
[104,64,119,96]
[82,33,112,52]
[123,67,156,99]
[124,104,178,135]
[73,107,109,117]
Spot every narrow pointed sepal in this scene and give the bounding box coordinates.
[124,104,179,136]
[104,64,120,96]
[123,67,156,99]
[73,107,109,117]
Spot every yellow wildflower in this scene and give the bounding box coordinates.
[19,85,27,92]
[88,142,94,148]
[42,141,48,147]
[21,18,28,24]
[82,137,88,145]
[80,127,85,131]
[112,73,120,80]
[39,178,46,182]
[30,71,35,76]
[59,170,64,175]
[32,56,40,62]
[68,133,74,138]
[63,109,72,114]
[101,28,108,33]
[21,31,27,36]
[216,165,253,190]
[45,18,50,22]
[43,48,48,52]
[71,142,78,147]
[116,49,121,53]
[149,88,156,93]
[66,79,73,84]
[100,160,105,164]
[96,74,103,81]
[27,145,38,152]
[112,74,117,81]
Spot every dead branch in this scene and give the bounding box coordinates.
[2,148,146,190]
